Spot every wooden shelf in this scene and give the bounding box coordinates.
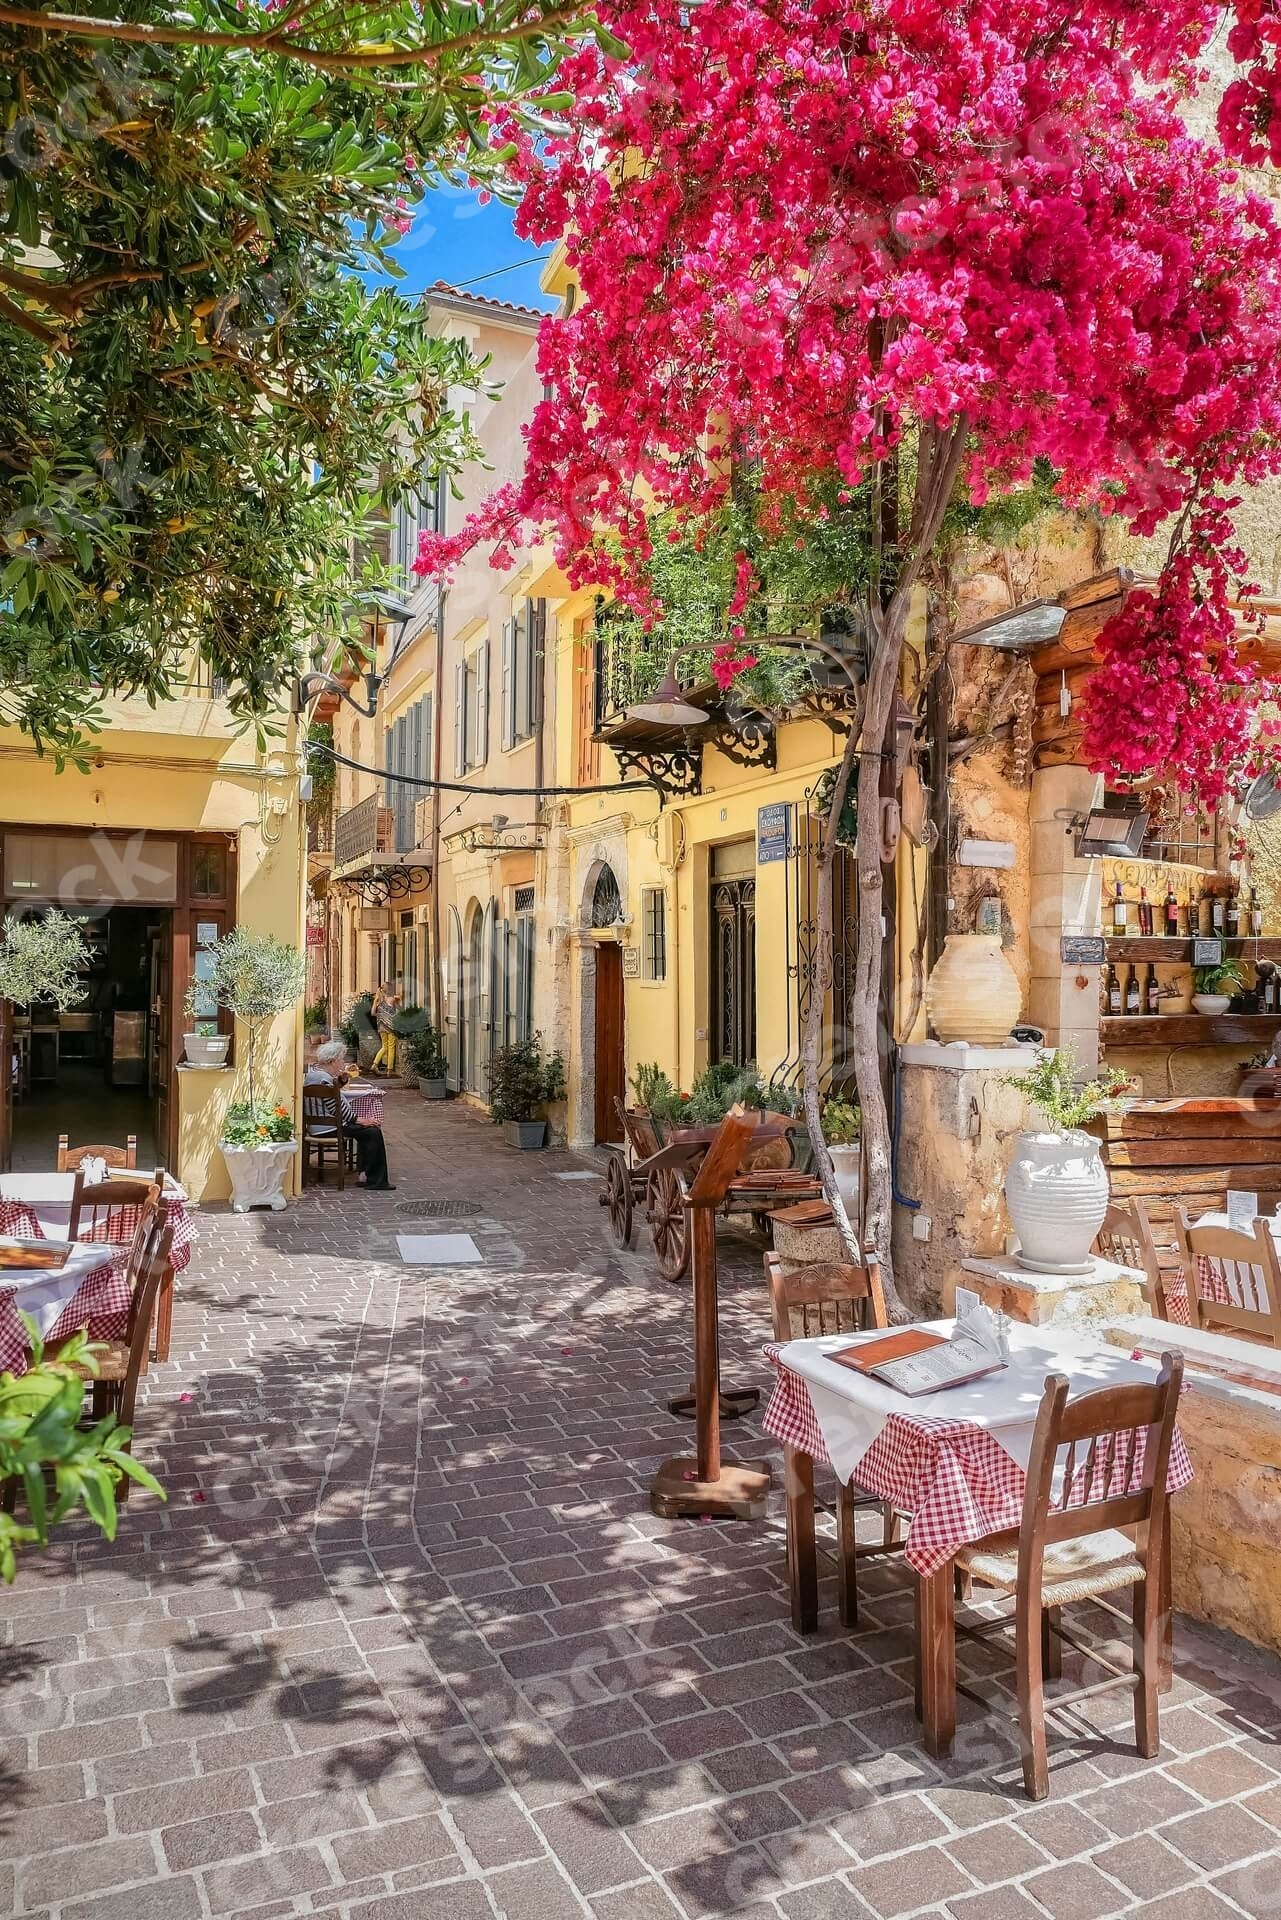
[1104,937,1281,962]
[1101,1013,1280,1046]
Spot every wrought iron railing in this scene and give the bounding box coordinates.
[334,793,394,867]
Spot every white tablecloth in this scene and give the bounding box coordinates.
[1,1242,120,1341]
[773,1319,1169,1490]
[0,1173,189,1241]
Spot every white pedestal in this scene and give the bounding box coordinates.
[957,1252,1151,1327]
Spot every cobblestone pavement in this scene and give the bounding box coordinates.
[3,1095,1281,1920]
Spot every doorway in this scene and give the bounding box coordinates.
[593,942,625,1144]
[709,841,757,1067]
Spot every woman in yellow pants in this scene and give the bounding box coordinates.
[370,982,402,1075]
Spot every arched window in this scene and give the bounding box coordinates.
[591,865,622,928]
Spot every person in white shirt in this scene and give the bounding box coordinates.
[304,1039,394,1190]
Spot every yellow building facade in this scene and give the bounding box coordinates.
[0,681,307,1201]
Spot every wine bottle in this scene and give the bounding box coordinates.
[1105,965,1122,1016]
[1251,886,1263,937]
[1164,883,1179,938]
[1125,967,1141,1015]
[1139,886,1152,936]
[1212,889,1226,936]
[1146,965,1161,1015]
[1112,879,1128,937]
[1227,886,1241,939]
[1267,970,1278,1015]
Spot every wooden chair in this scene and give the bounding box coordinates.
[949,1353,1184,1800]
[68,1212,173,1503]
[765,1250,897,1632]
[1094,1200,1168,1320]
[76,1178,171,1362]
[1172,1211,1281,1347]
[302,1086,347,1187]
[57,1135,138,1173]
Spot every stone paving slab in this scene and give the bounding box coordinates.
[1,1093,1279,1919]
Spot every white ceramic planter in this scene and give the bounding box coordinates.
[925,934,1022,1047]
[1005,1129,1109,1274]
[184,1032,230,1068]
[222,1140,298,1213]
[827,1144,861,1219]
[1191,994,1232,1015]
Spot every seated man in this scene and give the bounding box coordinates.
[305,1039,395,1191]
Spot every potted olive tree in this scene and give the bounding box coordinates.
[197,929,307,1211]
[1001,1045,1131,1274]
[487,1033,566,1149]
[821,1096,862,1216]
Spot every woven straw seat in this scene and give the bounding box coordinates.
[957,1528,1143,1607]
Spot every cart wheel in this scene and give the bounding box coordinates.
[647,1165,690,1282]
[605,1153,634,1248]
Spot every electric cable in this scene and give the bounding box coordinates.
[312,742,654,801]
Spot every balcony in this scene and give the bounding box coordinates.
[331,792,431,906]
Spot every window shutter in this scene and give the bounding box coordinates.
[531,600,546,730]
[445,911,463,1091]
[383,714,395,806]
[475,642,490,768]
[454,659,466,776]
[500,619,515,751]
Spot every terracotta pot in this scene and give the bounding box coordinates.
[925,934,1022,1047]
[1004,1130,1108,1274]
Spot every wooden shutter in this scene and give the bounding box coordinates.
[475,642,489,768]
[478,899,495,1092]
[530,600,546,731]
[500,619,515,751]
[454,658,467,776]
[445,907,463,1091]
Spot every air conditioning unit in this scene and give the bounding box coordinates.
[357,908,391,932]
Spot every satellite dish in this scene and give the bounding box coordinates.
[1245,771,1281,822]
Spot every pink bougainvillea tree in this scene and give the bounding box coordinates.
[418,0,1281,1303]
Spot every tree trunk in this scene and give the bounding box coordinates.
[800,725,862,1267]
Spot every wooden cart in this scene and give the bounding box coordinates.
[600,1100,824,1281]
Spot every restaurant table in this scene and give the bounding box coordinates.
[343,1083,385,1127]
[0,1229,125,1377]
[0,1174,198,1276]
[764,1319,1194,1756]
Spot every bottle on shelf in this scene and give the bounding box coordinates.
[1164,883,1180,938]
[1112,879,1128,937]
[1138,886,1153,935]
[1212,887,1227,936]
[1251,886,1264,937]
[1146,965,1162,1015]
[1125,966,1141,1016]
[1105,964,1122,1017]
[1227,885,1241,939]
[1265,968,1278,1016]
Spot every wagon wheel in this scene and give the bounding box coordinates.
[647,1165,690,1282]
[604,1152,634,1248]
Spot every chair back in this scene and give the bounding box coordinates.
[302,1085,345,1140]
[118,1218,173,1425]
[765,1250,887,1342]
[1174,1212,1281,1347]
[1017,1353,1184,1592]
[57,1135,138,1173]
[78,1177,160,1250]
[1094,1200,1167,1319]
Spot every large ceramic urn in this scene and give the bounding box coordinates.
[924,934,1022,1048]
[1004,1130,1109,1274]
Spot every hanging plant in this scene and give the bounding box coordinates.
[0,913,88,1010]
[811,767,859,849]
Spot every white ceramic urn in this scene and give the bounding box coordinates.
[222,1141,298,1213]
[827,1145,861,1219]
[1004,1130,1109,1274]
[925,934,1022,1047]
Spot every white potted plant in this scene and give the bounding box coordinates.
[821,1096,862,1217]
[1191,960,1244,1016]
[0,912,88,1018]
[197,929,307,1210]
[1001,1045,1131,1274]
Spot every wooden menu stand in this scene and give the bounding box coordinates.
[650,1112,773,1521]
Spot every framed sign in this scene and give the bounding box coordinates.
[756,802,790,865]
[621,946,641,979]
[1193,937,1225,967]
[196,920,220,948]
[1060,935,1106,966]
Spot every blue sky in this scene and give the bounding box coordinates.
[384,184,558,311]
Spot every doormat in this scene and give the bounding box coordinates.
[395,1199,482,1218]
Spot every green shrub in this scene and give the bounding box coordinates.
[406,1027,447,1079]
[222,1100,295,1146]
[487,1034,566,1123]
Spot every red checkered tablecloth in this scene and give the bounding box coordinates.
[0,1243,124,1376]
[763,1343,1194,1580]
[79,1192,197,1274]
[344,1088,384,1127]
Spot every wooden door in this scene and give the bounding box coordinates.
[594,942,626,1144]
[153,911,182,1171]
[710,876,757,1067]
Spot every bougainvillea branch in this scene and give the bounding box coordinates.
[418,0,1281,1300]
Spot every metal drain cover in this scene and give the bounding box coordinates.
[395,1198,482,1218]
